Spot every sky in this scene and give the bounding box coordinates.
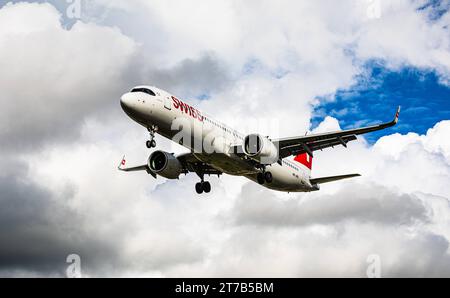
[0,0,450,277]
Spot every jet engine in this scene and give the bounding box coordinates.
[243,134,279,165]
[148,151,183,179]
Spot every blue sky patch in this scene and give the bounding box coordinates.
[312,62,450,143]
[2,0,83,29]
[418,0,450,21]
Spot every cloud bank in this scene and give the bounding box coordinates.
[0,0,449,277]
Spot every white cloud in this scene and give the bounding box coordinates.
[15,117,450,277]
[0,2,137,150]
[92,0,450,83]
[80,0,450,137]
[355,1,450,83]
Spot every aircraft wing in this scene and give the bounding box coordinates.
[310,174,361,185]
[176,152,223,176]
[273,107,400,159]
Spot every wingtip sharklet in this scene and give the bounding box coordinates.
[394,106,401,124]
[118,155,126,171]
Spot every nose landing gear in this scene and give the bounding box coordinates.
[146,140,156,149]
[146,125,158,149]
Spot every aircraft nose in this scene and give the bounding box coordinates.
[120,93,134,111]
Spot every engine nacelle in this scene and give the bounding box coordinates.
[243,134,279,164]
[148,151,183,179]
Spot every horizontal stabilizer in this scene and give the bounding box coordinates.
[118,155,156,179]
[310,174,361,185]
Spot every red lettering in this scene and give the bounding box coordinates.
[196,109,204,122]
[191,107,197,119]
[171,96,203,122]
[172,96,180,109]
[180,102,190,114]
[179,101,185,113]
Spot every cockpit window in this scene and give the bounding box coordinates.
[131,88,156,96]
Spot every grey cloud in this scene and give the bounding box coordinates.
[151,54,231,98]
[0,3,232,154]
[0,53,231,154]
[0,159,207,277]
[127,53,232,99]
[201,225,450,278]
[0,4,136,153]
[382,233,450,278]
[0,159,124,277]
[232,182,430,227]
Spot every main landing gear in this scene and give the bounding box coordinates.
[257,170,273,185]
[146,125,158,149]
[195,181,212,194]
[195,167,212,194]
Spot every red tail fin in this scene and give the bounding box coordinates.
[294,153,313,170]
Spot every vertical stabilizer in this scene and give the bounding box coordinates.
[294,153,313,173]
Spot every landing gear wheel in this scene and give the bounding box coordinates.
[203,182,211,193]
[146,139,157,149]
[195,182,211,194]
[146,125,158,149]
[264,171,273,183]
[195,183,204,194]
[257,173,265,185]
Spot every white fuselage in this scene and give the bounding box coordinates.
[120,86,316,192]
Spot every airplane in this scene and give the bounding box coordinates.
[119,85,400,194]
